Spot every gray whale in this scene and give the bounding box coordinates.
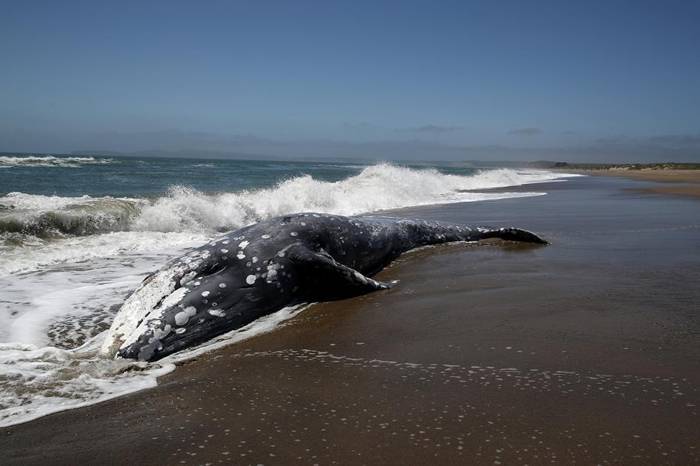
[101,213,546,361]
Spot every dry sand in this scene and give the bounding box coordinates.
[2,175,699,465]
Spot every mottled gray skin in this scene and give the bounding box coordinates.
[118,213,546,361]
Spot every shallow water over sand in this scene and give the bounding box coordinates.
[0,157,577,426]
[2,175,698,465]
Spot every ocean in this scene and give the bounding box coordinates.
[0,153,576,426]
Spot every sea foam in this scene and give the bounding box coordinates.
[1,164,573,238]
[0,164,579,427]
[0,155,113,168]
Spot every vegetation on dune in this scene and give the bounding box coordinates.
[528,161,700,170]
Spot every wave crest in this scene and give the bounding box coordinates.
[1,164,573,237]
[133,165,567,232]
[0,155,113,168]
[0,193,144,237]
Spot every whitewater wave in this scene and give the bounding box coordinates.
[0,340,175,427]
[0,155,114,168]
[0,303,307,427]
[0,193,145,237]
[0,164,576,238]
[0,164,580,426]
[1,230,206,276]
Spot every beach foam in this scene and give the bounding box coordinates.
[1,164,574,237]
[0,164,580,427]
[0,304,307,427]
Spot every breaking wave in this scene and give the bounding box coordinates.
[0,162,580,427]
[0,193,144,237]
[0,155,114,168]
[0,164,574,238]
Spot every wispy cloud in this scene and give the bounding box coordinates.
[342,121,378,131]
[647,134,700,147]
[595,133,700,149]
[3,126,699,163]
[398,124,465,134]
[508,127,542,136]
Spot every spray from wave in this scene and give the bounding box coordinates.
[1,164,573,238]
[0,155,114,168]
[0,193,144,237]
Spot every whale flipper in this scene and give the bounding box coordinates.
[288,245,392,300]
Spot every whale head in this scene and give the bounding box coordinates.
[101,240,277,361]
[113,273,267,361]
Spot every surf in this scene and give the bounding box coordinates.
[1,164,573,238]
[0,162,580,427]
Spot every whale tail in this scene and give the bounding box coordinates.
[482,227,548,244]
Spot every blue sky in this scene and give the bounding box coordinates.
[1,0,699,160]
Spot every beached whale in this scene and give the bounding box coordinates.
[101,213,547,361]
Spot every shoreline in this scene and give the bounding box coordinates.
[555,167,700,198]
[2,175,699,465]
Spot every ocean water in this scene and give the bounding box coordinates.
[0,153,578,426]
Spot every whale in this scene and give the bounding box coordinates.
[101,213,547,361]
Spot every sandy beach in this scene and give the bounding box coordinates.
[561,168,700,198]
[2,174,699,465]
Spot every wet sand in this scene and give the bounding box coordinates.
[564,168,700,198]
[2,175,700,465]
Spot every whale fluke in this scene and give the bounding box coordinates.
[482,227,548,245]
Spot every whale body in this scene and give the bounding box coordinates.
[101,213,546,361]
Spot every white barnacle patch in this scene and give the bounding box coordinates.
[275,243,296,258]
[261,234,271,239]
[193,281,201,286]
[300,222,306,226]
[174,306,197,326]
[145,324,172,352]
[218,283,227,288]
[201,290,210,297]
[252,256,258,263]
[220,248,229,254]
[159,287,189,309]
[266,265,279,283]
[180,271,197,286]
[221,240,229,245]
[175,328,187,334]
[236,251,246,260]
[239,240,250,249]
[103,255,218,356]
[246,274,257,285]
[208,309,226,317]
[290,232,298,237]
